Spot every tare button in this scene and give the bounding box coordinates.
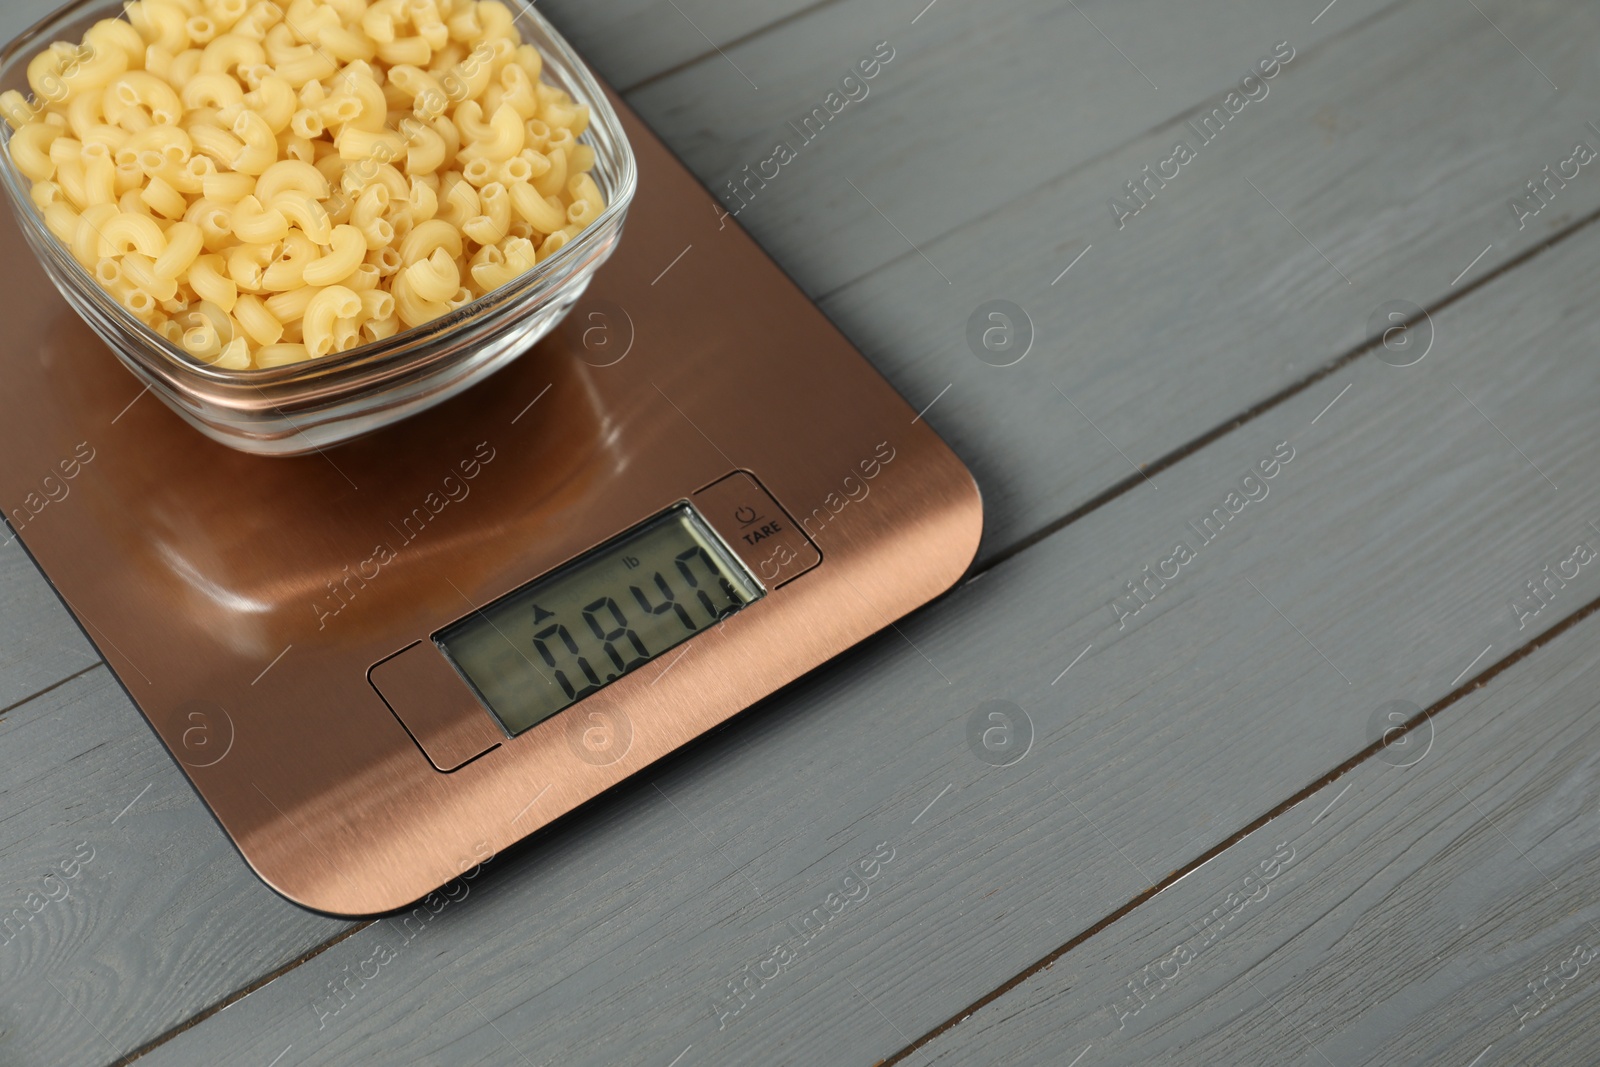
[693,471,821,589]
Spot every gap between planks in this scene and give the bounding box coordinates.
[111,923,374,1067]
[0,661,100,723]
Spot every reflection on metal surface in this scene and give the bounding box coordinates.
[44,334,610,659]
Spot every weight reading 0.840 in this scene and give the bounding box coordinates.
[438,505,764,736]
[531,544,745,702]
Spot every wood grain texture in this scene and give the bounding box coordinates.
[915,605,1600,1066]
[579,0,1600,563]
[134,176,1600,1066]
[630,0,1406,295]
[538,0,821,92]
[0,669,346,1067]
[0,537,96,713]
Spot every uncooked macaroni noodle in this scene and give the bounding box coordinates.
[3,0,605,369]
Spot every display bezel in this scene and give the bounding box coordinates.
[433,501,766,737]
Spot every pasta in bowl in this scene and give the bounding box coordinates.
[0,0,635,454]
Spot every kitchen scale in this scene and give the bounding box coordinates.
[0,92,982,916]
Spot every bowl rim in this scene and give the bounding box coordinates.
[0,0,638,385]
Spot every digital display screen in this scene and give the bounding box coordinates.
[437,505,764,736]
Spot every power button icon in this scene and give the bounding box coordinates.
[690,471,822,588]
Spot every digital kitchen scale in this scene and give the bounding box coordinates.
[0,93,982,916]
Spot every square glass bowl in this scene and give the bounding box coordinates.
[0,0,636,455]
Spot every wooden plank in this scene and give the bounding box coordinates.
[0,668,346,1067]
[539,0,819,93]
[628,0,1514,293]
[131,181,1600,1066]
[635,0,1600,557]
[630,0,1369,290]
[913,606,1600,1066]
[0,537,96,712]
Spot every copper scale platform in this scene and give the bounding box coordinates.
[0,91,982,916]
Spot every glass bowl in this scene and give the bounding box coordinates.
[0,0,636,456]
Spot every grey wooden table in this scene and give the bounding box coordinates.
[3,0,1599,1063]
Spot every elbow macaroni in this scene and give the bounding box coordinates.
[6,0,607,368]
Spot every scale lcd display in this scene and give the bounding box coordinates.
[437,505,764,736]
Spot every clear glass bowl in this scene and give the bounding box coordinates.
[0,0,636,455]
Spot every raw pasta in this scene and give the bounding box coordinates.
[3,0,606,369]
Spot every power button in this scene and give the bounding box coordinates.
[693,472,821,589]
